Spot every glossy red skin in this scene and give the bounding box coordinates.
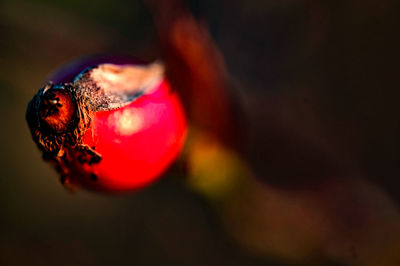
[50,56,187,192]
[68,79,187,192]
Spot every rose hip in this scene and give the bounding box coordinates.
[26,56,187,192]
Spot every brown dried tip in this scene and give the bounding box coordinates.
[38,86,75,133]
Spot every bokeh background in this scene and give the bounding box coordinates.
[1,0,400,265]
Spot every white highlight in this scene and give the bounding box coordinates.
[111,108,143,136]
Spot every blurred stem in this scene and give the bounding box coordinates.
[145,0,240,149]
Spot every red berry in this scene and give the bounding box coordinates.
[26,56,187,192]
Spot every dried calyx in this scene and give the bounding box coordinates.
[38,84,76,133]
[26,82,91,156]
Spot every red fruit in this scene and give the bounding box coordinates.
[78,79,186,191]
[26,56,187,192]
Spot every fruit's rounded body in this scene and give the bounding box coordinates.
[72,79,187,191]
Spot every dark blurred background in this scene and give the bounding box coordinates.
[1,0,400,265]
